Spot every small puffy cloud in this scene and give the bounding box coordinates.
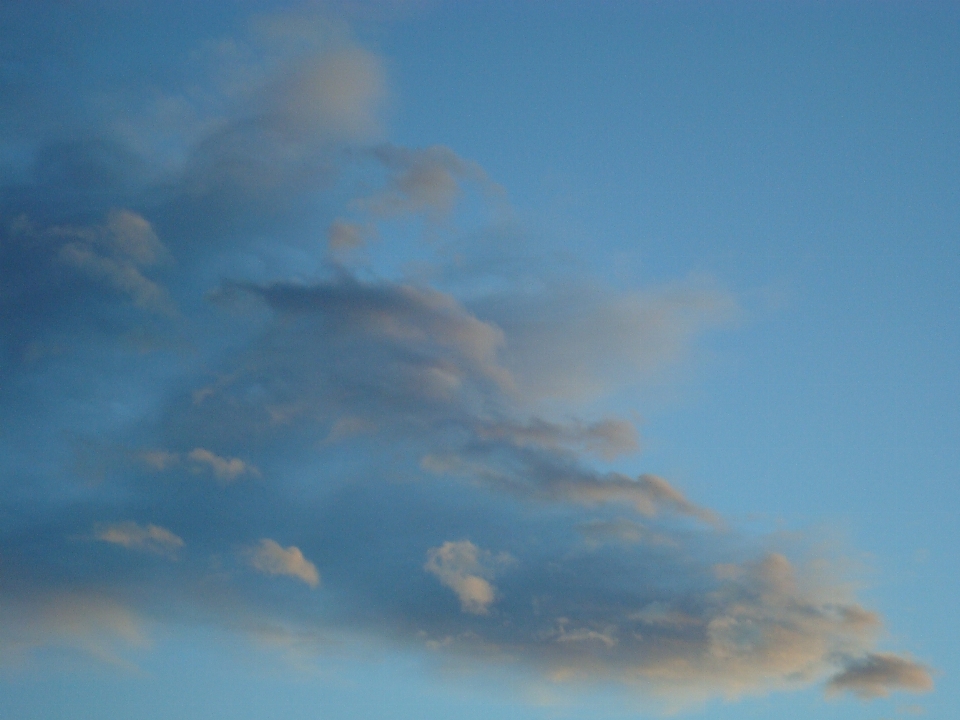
[827,653,934,699]
[424,540,510,615]
[249,539,320,588]
[95,521,184,557]
[188,448,259,482]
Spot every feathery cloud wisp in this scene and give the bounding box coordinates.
[95,522,184,557]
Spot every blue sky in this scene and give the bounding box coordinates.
[1,2,956,718]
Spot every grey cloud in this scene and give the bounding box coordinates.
[475,417,639,461]
[6,261,905,703]
[234,273,513,393]
[357,144,499,219]
[176,44,384,207]
[422,445,717,525]
[258,47,385,144]
[59,242,169,310]
[827,653,934,699]
[327,218,371,253]
[474,278,738,402]
[576,518,677,548]
[188,447,260,482]
[0,593,147,670]
[0,209,176,389]
[0,8,933,709]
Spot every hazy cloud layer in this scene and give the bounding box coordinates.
[0,8,931,708]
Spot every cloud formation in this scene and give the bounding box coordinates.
[424,540,510,615]
[188,448,259,482]
[249,539,320,588]
[0,7,932,709]
[827,653,934,699]
[55,209,173,314]
[95,522,184,557]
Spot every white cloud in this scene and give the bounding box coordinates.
[827,653,934,699]
[476,417,639,460]
[95,521,184,557]
[53,209,174,314]
[249,539,320,588]
[424,540,510,615]
[188,448,259,482]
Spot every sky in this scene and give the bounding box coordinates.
[1,2,957,719]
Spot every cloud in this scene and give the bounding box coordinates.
[0,593,147,670]
[476,417,639,460]
[0,7,933,710]
[576,518,675,548]
[474,278,738,402]
[327,218,370,253]
[140,450,180,471]
[0,209,174,377]
[54,209,173,314]
[188,448,259,482]
[356,144,497,220]
[827,653,934,699]
[258,46,386,144]
[177,41,386,205]
[424,540,510,615]
[422,449,719,526]
[95,521,184,557]
[249,539,320,588]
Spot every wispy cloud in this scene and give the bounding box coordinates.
[188,448,259,482]
[249,539,320,588]
[95,521,184,557]
[827,653,934,699]
[0,594,147,670]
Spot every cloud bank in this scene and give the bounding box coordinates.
[0,7,931,708]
